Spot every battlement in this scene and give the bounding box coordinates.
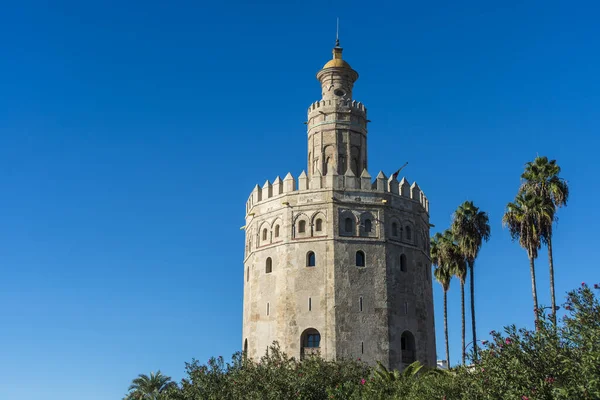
[307,99,367,115]
[246,169,429,215]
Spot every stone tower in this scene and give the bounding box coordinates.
[242,40,436,370]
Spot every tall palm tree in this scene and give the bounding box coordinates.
[502,191,553,328]
[451,201,491,361]
[124,371,176,400]
[521,156,569,325]
[431,232,453,368]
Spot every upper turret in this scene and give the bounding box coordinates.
[316,39,359,102]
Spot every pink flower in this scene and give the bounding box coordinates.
[522,396,529,400]
[360,378,366,385]
[481,368,485,372]
[581,282,586,286]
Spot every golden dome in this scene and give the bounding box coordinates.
[321,44,353,70]
[323,58,352,69]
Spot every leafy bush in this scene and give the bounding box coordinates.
[127,284,600,400]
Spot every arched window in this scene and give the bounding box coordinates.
[265,257,272,273]
[405,225,412,241]
[315,218,323,232]
[298,220,306,233]
[392,222,398,236]
[300,328,321,360]
[306,251,316,267]
[262,229,268,241]
[364,219,372,233]
[345,217,354,233]
[400,254,407,272]
[401,331,416,364]
[274,225,280,238]
[306,332,320,347]
[356,251,365,267]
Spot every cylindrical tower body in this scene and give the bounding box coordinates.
[242,43,436,370]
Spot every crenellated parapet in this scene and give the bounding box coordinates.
[307,99,367,115]
[246,169,429,215]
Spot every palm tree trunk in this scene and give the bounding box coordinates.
[529,253,539,329]
[444,289,450,368]
[469,261,478,361]
[547,237,557,326]
[461,281,466,365]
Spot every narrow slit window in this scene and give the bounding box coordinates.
[404,302,408,315]
[400,254,407,272]
[307,251,316,267]
[274,225,280,238]
[246,267,249,282]
[267,302,270,316]
[364,219,372,233]
[361,341,364,354]
[359,296,363,312]
[309,297,312,311]
[405,225,412,240]
[392,222,398,236]
[265,257,272,274]
[356,251,365,267]
[262,229,267,241]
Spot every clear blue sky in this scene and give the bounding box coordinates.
[1,1,599,399]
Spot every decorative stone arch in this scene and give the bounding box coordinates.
[258,221,271,246]
[323,144,335,176]
[401,331,416,364]
[293,213,310,238]
[359,211,376,237]
[300,328,321,359]
[271,217,283,240]
[351,145,361,176]
[311,211,327,236]
[339,210,357,236]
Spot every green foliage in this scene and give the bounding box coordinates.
[124,370,176,400]
[126,285,600,400]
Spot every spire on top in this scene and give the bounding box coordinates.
[335,17,340,48]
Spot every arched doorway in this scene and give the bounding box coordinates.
[401,331,416,364]
[300,328,321,359]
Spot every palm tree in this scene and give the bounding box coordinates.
[431,232,456,368]
[451,201,491,361]
[502,191,553,328]
[124,371,176,400]
[521,156,569,325]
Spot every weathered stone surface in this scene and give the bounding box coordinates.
[242,43,435,371]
